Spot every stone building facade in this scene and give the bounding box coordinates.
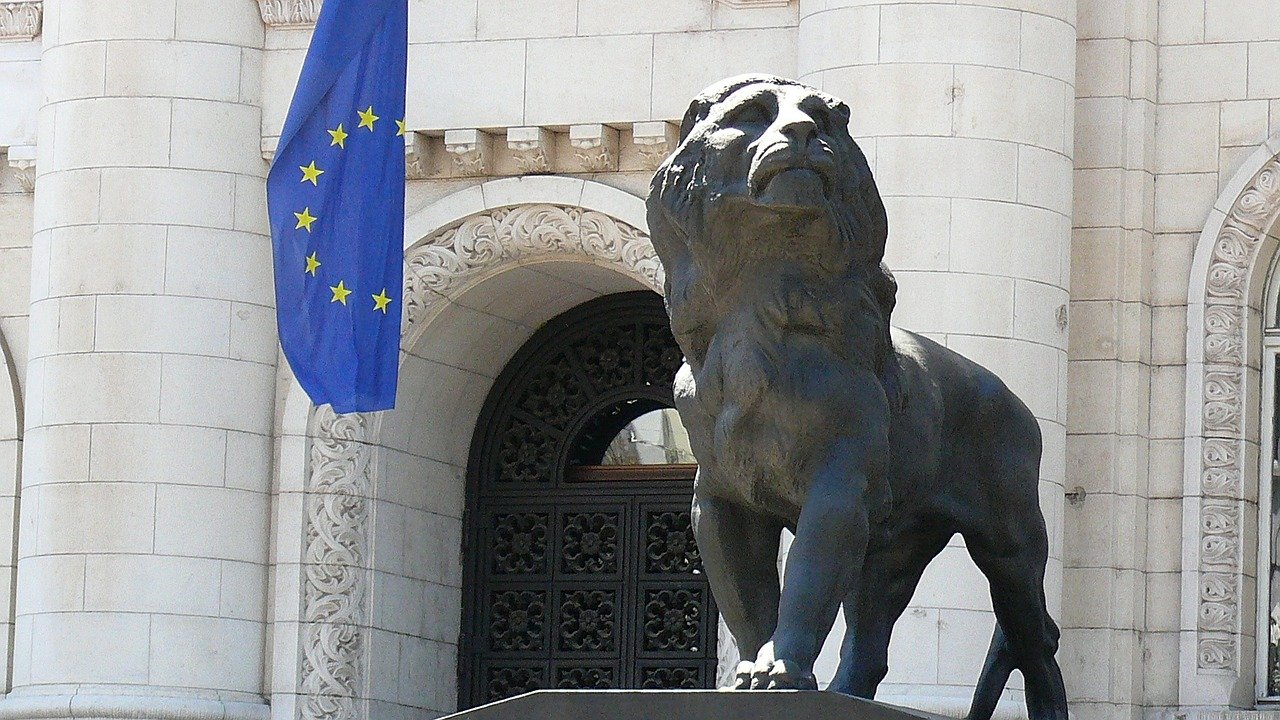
[0,0,1277,719]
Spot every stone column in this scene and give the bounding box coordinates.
[798,0,1075,713]
[4,1,274,718]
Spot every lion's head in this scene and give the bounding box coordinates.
[648,75,897,361]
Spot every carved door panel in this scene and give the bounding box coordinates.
[462,292,718,709]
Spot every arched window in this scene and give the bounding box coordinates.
[1259,264,1280,698]
[459,291,718,708]
[1263,299,1280,698]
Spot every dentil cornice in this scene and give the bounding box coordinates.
[0,2,41,42]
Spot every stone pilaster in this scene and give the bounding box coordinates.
[798,0,1075,712]
[2,1,274,718]
[1066,2,1162,718]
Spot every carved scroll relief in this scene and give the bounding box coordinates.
[301,408,373,720]
[1196,156,1280,671]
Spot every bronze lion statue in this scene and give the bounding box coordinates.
[647,75,1068,720]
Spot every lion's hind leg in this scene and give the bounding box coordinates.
[967,621,1016,720]
[828,530,949,698]
[965,538,1066,720]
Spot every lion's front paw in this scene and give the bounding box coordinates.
[751,658,818,690]
[734,643,819,691]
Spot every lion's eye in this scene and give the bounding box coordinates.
[733,103,771,126]
[800,100,836,135]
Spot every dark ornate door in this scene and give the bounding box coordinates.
[462,292,719,708]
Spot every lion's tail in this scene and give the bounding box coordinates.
[966,623,1016,720]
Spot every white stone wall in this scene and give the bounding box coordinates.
[0,23,40,149]
[260,0,798,152]
[0,157,32,394]
[0,22,38,394]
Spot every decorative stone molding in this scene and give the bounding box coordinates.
[258,0,322,28]
[6,145,34,193]
[570,124,619,173]
[507,127,554,174]
[1192,154,1280,672]
[264,132,436,178]
[300,407,373,720]
[443,129,492,177]
[633,121,680,170]
[400,122,679,179]
[0,1,41,42]
[401,203,662,341]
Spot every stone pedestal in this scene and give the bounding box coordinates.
[441,690,951,720]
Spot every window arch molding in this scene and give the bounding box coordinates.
[1186,133,1280,707]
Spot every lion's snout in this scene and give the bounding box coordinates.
[748,140,837,205]
[748,148,833,210]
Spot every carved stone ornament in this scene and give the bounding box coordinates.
[1195,154,1280,671]
[508,127,554,174]
[7,159,33,193]
[258,0,322,28]
[444,129,492,177]
[300,407,373,720]
[404,131,431,180]
[401,204,663,343]
[633,121,679,170]
[570,124,619,173]
[6,145,35,193]
[0,1,41,41]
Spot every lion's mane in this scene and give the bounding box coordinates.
[647,74,899,376]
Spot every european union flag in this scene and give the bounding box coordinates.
[267,0,407,413]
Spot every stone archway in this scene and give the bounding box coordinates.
[1183,136,1280,707]
[274,179,665,720]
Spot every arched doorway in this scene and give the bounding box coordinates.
[460,291,718,707]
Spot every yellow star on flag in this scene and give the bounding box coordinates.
[358,106,379,131]
[372,288,393,313]
[294,207,318,232]
[328,124,349,149]
[330,280,352,305]
[396,119,406,137]
[304,251,321,276]
[299,160,325,186]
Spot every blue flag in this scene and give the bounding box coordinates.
[267,0,407,413]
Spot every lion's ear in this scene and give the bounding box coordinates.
[826,100,853,135]
[678,98,711,144]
